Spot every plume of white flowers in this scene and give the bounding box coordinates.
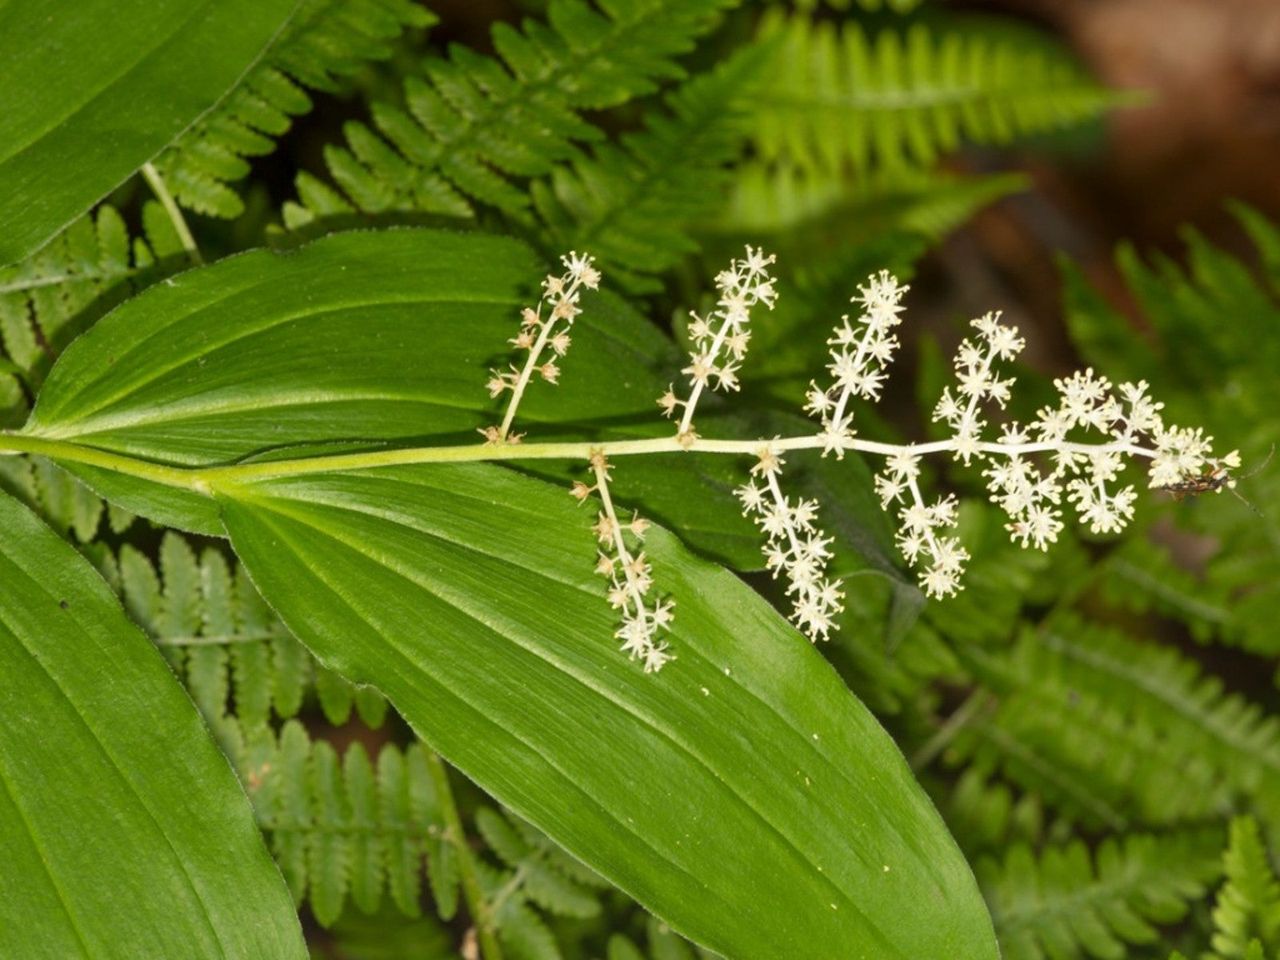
[574,451,674,673]
[660,247,777,446]
[482,251,600,444]
[804,270,909,457]
[874,451,970,599]
[898,311,1235,596]
[476,250,1239,672]
[931,312,1024,464]
[736,444,843,641]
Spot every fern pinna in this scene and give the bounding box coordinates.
[108,531,387,729]
[282,0,738,232]
[149,0,435,218]
[1063,204,1280,664]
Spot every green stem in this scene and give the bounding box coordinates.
[140,162,203,264]
[424,751,504,960]
[0,433,208,490]
[0,429,1157,496]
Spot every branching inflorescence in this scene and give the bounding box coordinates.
[483,252,601,445]
[659,248,778,445]
[487,249,1238,672]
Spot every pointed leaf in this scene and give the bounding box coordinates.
[0,0,297,264]
[0,490,304,958]
[216,463,997,959]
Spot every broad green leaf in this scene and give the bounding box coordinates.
[0,489,304,959]
[216,463,998,959]
[23,230,760,563]
[0,0,298,265]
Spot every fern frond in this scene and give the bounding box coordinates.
[477,807,605,919]
[714,162,1026,238]
[531,48,756,287]
[606,916,716,960]
[470,806,608,959]
[151,0,435,218]
[1208,818,1280,959]
[281,0,738,230]
[1092,535,1231,645]
[979,829,1223,960]
[0,204,181,403]
[0,455,133,544]
[751,11,1120,178]
[115,532,386,728]
[937,767,1050,858]
[315,906,457,960]
[224,720,448,927]
[952,616,1280,832]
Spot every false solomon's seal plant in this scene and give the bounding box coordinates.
[478,247,1238,670]
[0,225,1247,960]
[7,2,1267,958]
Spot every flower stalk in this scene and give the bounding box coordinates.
[483,252,600,445]
[4,248,1238,673]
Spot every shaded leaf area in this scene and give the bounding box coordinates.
[529,46,760,290]
[0,203,186,424]
[951,617,1280,835]
[0,0,296,264]
[0,490,305,959]
[217,462,999,959]
[0,455,134,546]
[223,720,449,928]
[980,829,1223,960]
[101,530,388,729]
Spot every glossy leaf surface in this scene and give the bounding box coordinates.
[0,0,297,264]
[0,490,305,959]
[218,463,998,959]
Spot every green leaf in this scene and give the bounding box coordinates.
[22,229,761,566]
[0,490,304,958]
[13,227,994,950]
[0,0,298,265]
[22,230,666,532]
[214,463,998,958]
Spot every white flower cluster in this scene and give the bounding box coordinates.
[475,249,1239,672]
[660,246,777,445]
[575,452,673,673]
[799,280,1238,599]
[905,307,1234,595]
[736,445,843,641]
[482,251,600,444]
[931,312,1023,464]
[804,270,909,457]
[986,370,1235,542]
[874,451,970,599]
